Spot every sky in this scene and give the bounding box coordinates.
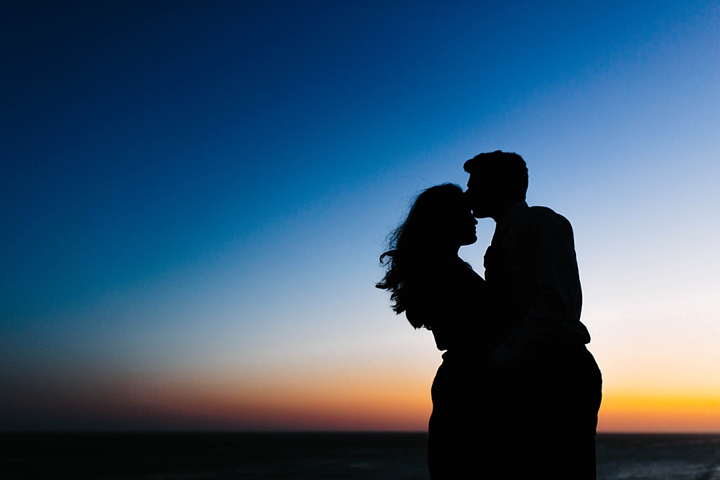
[1,0,720,432]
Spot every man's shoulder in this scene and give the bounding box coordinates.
[524,206,574,233]
[527,205,570,221]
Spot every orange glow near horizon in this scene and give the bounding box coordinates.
[189,388,720,433]
[169,367,720,433]
[598,391,720,433]
[12,365,720,432]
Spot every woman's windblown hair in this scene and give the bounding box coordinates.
[376,183,466,328]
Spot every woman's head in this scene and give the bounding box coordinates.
[394,183,477,252]
[376,183,477,321]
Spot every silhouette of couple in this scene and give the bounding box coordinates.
[378,151,602,479]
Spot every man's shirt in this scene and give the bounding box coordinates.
[484,201,591,365]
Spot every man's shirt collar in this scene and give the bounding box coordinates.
[498,200,528,227]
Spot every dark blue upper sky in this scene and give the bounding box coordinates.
[2,0,700,310]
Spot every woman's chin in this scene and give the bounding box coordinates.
[462,235,477,246]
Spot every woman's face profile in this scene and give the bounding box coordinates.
[456,204,478,247]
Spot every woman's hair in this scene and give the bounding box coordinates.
[376,183,466,327]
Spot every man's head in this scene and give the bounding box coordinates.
[463,150,528,220]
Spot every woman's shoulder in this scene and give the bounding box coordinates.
[406,258,483,300]
[416,258,483,284]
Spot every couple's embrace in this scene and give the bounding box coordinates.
[377,151,602,479]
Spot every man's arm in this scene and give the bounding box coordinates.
[491,209,586,365]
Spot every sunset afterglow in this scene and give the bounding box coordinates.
[2,1,720,432]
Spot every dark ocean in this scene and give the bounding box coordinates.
[2,432,720,479]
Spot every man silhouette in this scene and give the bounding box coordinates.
[464,151,602,479]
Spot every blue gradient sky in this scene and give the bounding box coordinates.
[2,1,720,430]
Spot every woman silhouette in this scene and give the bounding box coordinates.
[377,184,493,479]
